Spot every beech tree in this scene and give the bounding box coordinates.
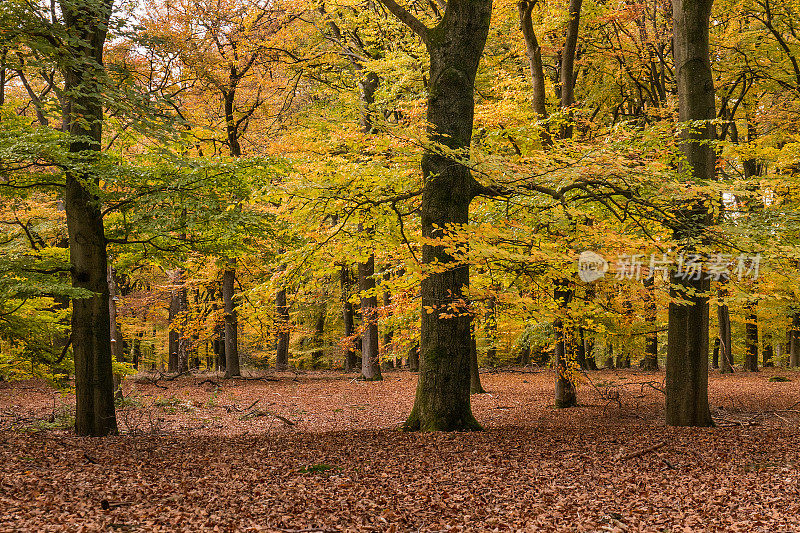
[377,0,492,430]
[665,0,715,427]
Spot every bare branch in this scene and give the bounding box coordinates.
[376,0,431,46]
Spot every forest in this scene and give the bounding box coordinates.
[1,0,800,529]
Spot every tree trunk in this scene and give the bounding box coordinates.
[554,282,577,408]
[379,0,491,430]
[559,0,582,139]
[382,282,393,359]
[712,337,720,369]
[0,48,6,106]
[358,253,382,380]
[275,288,289,370]
[718,297,733,373]
[519,0,551,145]
[763,333,774,367]
[62,0,117,436]
[168,287,179,373]
[575,327,586,369]
[311,303,326,368]
[585,337,597,370]
[519,0,548,119]
[108,264,124,400]
[341,265,357,372]
[214,320,225,371]
[790,310,800,367]
[665,0,715,427]
[744,304,759,371]
[485,295,498,366]
[408,343,419,372]
[470,324,486,394]
[223,268,240,377]
[641,276,659,370]
[616,347,630,369]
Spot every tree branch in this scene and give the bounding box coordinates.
[376,0,431,46]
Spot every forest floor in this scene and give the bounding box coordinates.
[2,367,800,532]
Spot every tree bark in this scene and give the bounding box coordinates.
[584,337,597,370]
[519,0,548,119]
[358,252,382,380]
[763,333,774,367]
[743,304,759,371]
[382,281,393,359]
[408,342,419,372]
[791,310,800,367]
[665,0,715,427]
[718,293,733,373]
[388,0,491,431]
[62,0,117,436]
[470,324,486,394]
[485,295,498,366]
[108,264,124,400]
[275,288,289,370]
[604,342,614,369]
[554,282,577,408]
[223,268,240,377]
[559,0,582,139]
[712,337,720,369]
[341,265,357,372]
[641,276,659,370]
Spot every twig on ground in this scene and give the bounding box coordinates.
[618,441,667,461]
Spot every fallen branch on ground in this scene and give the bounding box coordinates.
[618,441,667,461]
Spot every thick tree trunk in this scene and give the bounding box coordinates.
[358,253,381,380]
[519,0,551,145]
[223,268,240,377]
[396,0,491,431]
[62,0,117,436]
[554,283,577,408]
[519,0,548,119]
[470,325,486,394]
[665,0,715,427]
[275,288,289,370]
[559,0,582,139]
[340,265,357,372]
[790,310,800,367]
[744,305,759,371]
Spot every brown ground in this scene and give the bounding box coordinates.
[1,368,800,532]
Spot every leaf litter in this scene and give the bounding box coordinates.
[2,368,800,531]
